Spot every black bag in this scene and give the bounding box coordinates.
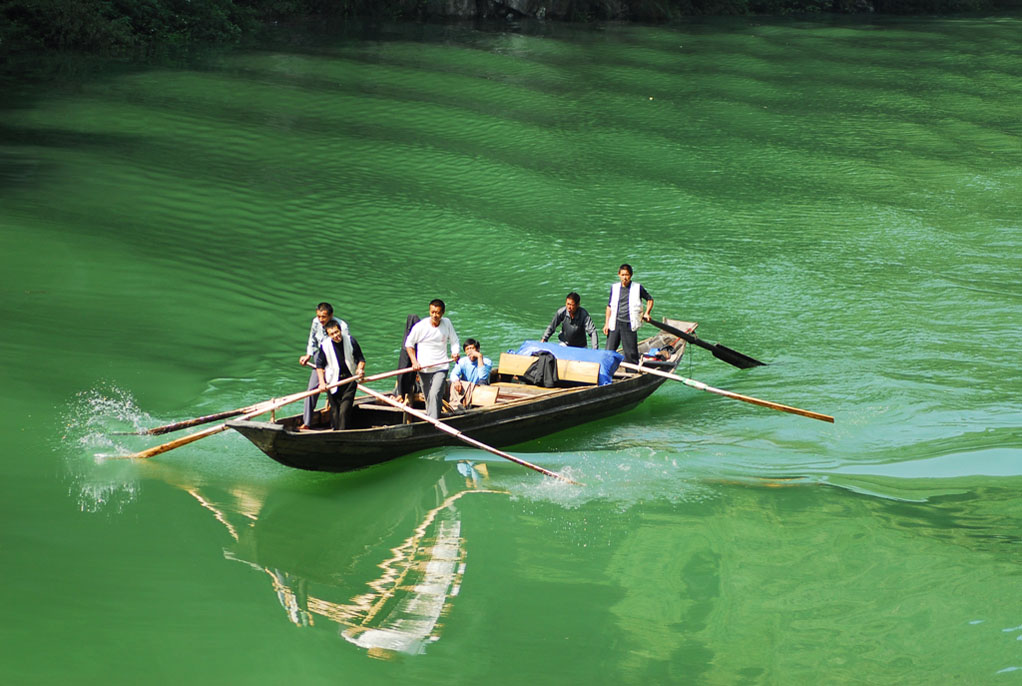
[522,351,559,387]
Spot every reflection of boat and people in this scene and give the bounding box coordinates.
[150,457,500,658]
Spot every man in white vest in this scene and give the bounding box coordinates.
[603,263,654,364]
[404,299,461,419]
[298,302,344,430]
[314,320,366,430]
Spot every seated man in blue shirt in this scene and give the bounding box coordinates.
[448,338,492,411]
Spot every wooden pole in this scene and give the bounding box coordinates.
[620,362,834,423]
[122,364,420,460]
[356,384,582,486]
[128,404,274,436]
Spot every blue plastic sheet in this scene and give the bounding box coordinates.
[513,341,623,386]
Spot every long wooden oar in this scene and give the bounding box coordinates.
[121,365,418,460]
[620,362,834,423]
[123,403,274,436]
[128,360,397,436]
[646,318,766,369]
[356,384,582,486]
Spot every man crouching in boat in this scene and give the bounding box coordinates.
[448,338,491,411]
[314,320,366,431]
[404,299,460,419]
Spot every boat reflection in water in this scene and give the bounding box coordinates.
[157,456,502,659]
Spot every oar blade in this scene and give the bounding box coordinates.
[646,318,767,369]
[711,344,766,369]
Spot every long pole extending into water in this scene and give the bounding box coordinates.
[620,362,834,423]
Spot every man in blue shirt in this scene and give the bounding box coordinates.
[448,338,492,411]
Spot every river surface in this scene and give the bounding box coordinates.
[1,14,1020,685]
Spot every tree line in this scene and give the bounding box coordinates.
[0,0,1009,54]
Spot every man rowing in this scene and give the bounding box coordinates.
[404,299,461,419]
[540,291,599,349]
[603,263,653,364]
[315,320,366,430]
[298,302,344,430]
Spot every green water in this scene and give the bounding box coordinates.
[2,15,1020,684]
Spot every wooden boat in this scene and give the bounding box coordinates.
[227,318,697,472]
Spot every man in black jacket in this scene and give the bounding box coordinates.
[540,292,599,349]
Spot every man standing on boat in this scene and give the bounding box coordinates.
[315,320,366,430]
[448,338,491,410]
[404,299,460,419]
[298,302,343,431]
[540,291,599,349]
[603,264,654,364]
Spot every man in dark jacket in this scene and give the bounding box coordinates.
[315,320,366,430]
[540,292,599,349]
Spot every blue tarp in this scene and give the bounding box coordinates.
[513,341,623,386]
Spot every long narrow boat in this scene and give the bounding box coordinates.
[227,318,696,472]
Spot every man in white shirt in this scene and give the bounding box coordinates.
[404,299,461,419]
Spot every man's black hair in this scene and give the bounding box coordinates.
[566,292,581,304]
[464,338,480,351]
[317,302,334,315]
[429,299,446,313]
[618,264,633,275]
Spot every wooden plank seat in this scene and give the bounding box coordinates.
[497,353,601,386]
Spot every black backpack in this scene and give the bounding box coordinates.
[522,351,559,388]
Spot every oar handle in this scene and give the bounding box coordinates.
[140,406,259,436]
[621,362,834,423]
[357,384,582,486]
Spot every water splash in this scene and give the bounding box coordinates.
[472,446,716,511]
[57,384,153,513]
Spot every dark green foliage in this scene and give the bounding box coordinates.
[0,0,251,52]
[0,0,1011,56]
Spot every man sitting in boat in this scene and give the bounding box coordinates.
[298,302,344,431]
[603,264,654,364]
[404,299,461,419]
[448,338,492,411]
[314,320,366,430]
[540,291,599,349]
